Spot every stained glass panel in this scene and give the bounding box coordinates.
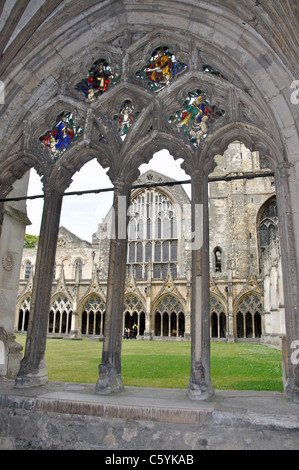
[75,58,120,102]
[136,46,187,92]
[113,99,139,138]
[39,112,83,161]
[169,89,225,147]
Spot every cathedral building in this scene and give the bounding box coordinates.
[16,142,284,346]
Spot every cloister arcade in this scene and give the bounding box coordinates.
[0,1,298,403]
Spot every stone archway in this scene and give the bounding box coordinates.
[153,294,185,339]
[0,1,297,402]
[210,296,227,339]
[123,294,145,338]
[80,295,106,337]
[235,293,263,340]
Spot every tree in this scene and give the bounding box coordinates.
[24,234,39,248]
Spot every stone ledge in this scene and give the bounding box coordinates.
[1,379,299,450]
[35,397,213,425]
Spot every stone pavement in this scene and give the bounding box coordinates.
[0,379,299,450]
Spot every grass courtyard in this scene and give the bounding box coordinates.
[15,335,283,391]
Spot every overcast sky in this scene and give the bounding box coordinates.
[25,150,191,243]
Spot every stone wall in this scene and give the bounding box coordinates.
[0,381,298,450]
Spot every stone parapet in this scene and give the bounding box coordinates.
[0,380,298,450]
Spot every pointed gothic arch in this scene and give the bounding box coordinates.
[79,294,106,336]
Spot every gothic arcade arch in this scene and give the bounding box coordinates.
[16,295,31,333]
[79,295,106,336]
[48,295,73,335]
[123,294,145,337]
[234,292,263,339]
[210,295,227,339]
[153,294,185,338]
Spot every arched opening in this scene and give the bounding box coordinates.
[16,297,31,333]
[214,247,222,273]
[154,294,185,339]
[235,294,263,340]
[49,296,72,336]
[81,295,106,337]
[123,295,145,338]
[60,159,113,246]
[210,296,226,339]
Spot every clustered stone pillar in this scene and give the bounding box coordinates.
[95,180,130,394]
[15,187,63,388]
[275,163,299,403]
[187,169,214,400]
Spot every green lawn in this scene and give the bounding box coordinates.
[15,335,283,391]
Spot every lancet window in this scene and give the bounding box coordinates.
[214,247,222,272]
[259,198,278,252]
[24,261,32,280]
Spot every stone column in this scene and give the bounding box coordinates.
[15,187,63,388]
[275,163,299,403]
[95,180,130,394]
[143,264,152,340]
[187,170,214,400]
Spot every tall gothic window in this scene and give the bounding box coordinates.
[259,197,278,252]
[214,247,222,272]
[24,261,32,280]
[127,188,179,279]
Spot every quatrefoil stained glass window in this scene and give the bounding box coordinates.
[136,46,187,92]
[39,112,83,160]
[75,58,120,103]
[169,89,225,147]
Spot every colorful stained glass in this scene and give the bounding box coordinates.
[39,112,83,160]
[113,100,139,138]
[169,89,225,147]
[136,46,187,92]
[75,58,120,102]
